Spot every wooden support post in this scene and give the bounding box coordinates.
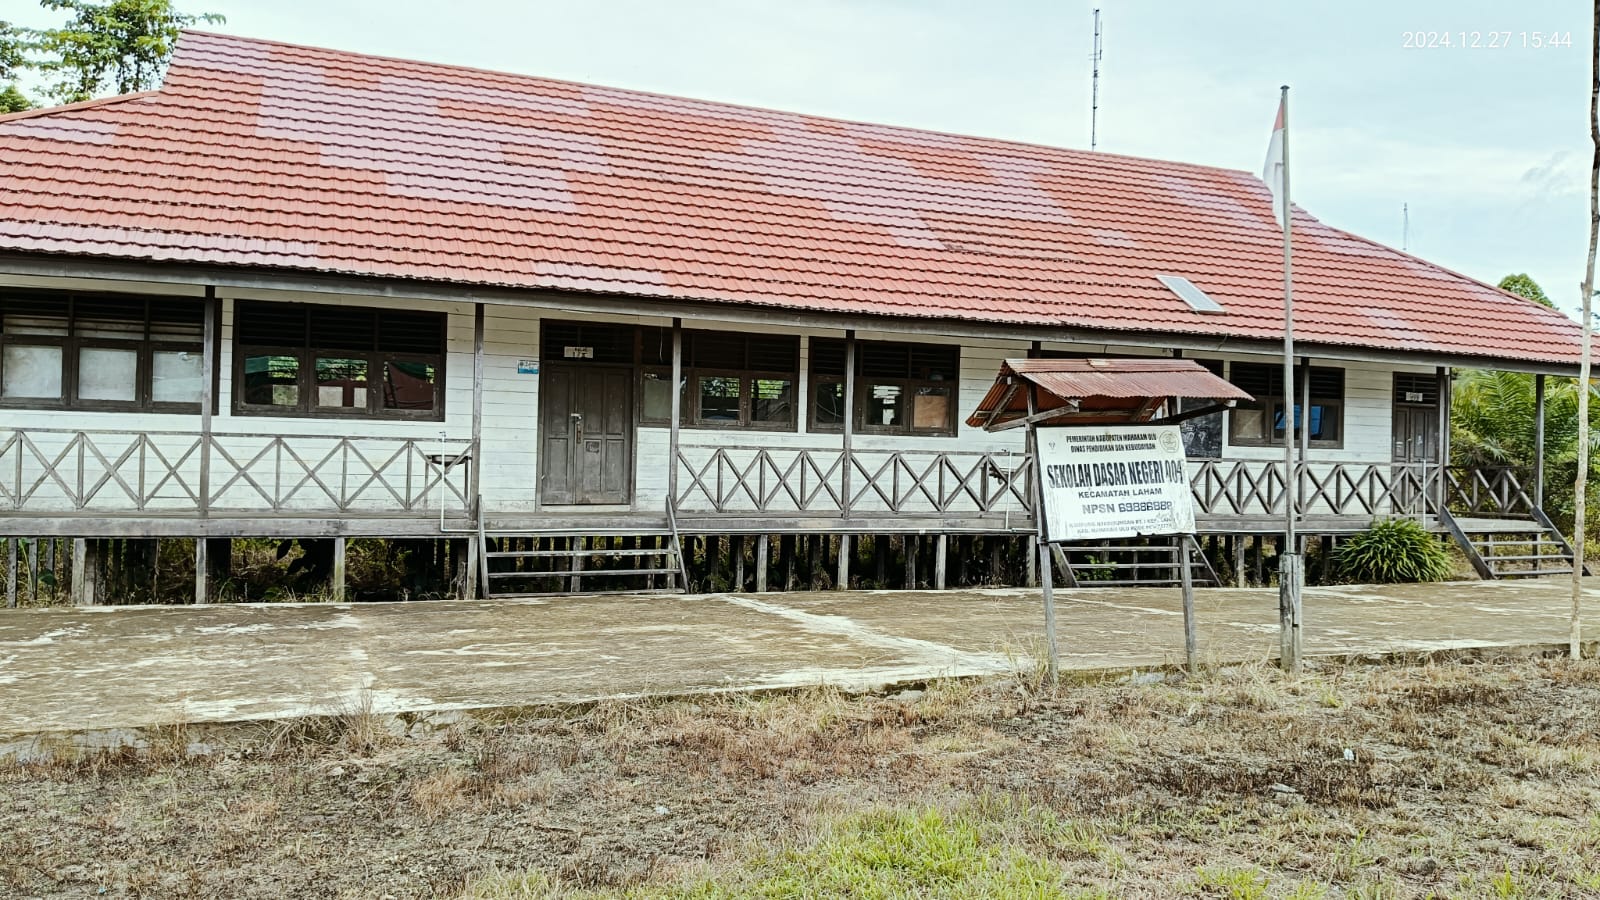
[1024,384,1060,682]
[957,536,970,587]
[781,534,796,591]
[756,534,770,592]
[193,537,208,605]
[732,534,745,592]
[842,330,856,520]
[903,535,917,589]
[1534,373,1547,509]
[990,537,1002,586]
[807,534,823,589]
[835,534,850,590]
[934,534,947,590]
[571,535,585,592]
[199,287,216,518]
[875,534,890,587]
[1024,535,1038,587]
[1180,535,1198,674]
[331,537,347,603]
[26,537,38,605]
[669,318,682,512]
[5,538,16,608]
[1279,551,1303,668]
[72,538,99,606]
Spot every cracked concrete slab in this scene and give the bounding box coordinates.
[1,579,1598,738]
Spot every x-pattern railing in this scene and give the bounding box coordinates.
[0,428,471,515]
[1189,459,1447,518]
[1443,466,1536,518]
[674,445,1033,516]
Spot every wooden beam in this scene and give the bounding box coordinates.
[989,399,1083,432]
[1149,401,1236,425]
[934,534,947,590]
[193,537,208,605]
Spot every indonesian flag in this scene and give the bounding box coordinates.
[1261,96,1287,229]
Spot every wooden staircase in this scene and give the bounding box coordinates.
[1440,509,1585,580]
[477,503,690,598]
[1052,537,1220,588]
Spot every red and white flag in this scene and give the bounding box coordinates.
[1261,96,1287,229]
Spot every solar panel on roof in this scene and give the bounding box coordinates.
[1156,274,1225,313]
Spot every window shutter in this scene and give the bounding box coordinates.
[1309,367,1345,401]
[311,307,376,351]
[148,300,205,342]
[378,310,443,354]
[810,338,847,377]
[859,342,910,378]
[235,301,307,346]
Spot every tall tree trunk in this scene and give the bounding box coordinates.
[1574,0,1600,661]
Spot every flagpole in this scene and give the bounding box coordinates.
[1278,84,1304,674]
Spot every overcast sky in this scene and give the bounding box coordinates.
[12,0,1592,314]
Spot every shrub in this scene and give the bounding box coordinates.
[1334,518,1452,584]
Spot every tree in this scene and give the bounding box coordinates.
[0,84,31,113]
[1498,273,1555,309]
[22,0,222,105]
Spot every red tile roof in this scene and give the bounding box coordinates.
[0,31,1582,366]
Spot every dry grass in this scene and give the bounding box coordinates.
[3,657,1599,898]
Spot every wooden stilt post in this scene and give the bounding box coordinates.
[732,534,745,592]
[1534,373,1547,509]
[193,537,208,605]
[5,539,16,608]
[332,537,347,603]
[990,537,1002,586]
[835,534,850,590]
[934,534,948,590]
[72,538,99,606]
[26,537,37,605]
[903,535,917,589]
[1024,535,1039,587]
[756,534,770,592]
[875,534,890,587]
[1180,535,1198,674]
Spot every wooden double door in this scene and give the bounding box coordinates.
[539,364,633,505]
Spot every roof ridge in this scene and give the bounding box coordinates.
[171,29,1256,181]
[0,90,159,125]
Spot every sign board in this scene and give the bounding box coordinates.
[517,359,539,375]
[1037,425,1196,542]
[1404,391,1424,402]
[563,346,595,360]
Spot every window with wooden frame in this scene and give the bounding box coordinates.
[1228,362,1344,448]
[0,290,206,412]
[809,339,960,436]
[1177,358,1225,459]
[638,329,799,431]
[233,301,445,420]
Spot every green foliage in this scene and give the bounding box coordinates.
[0,21,24,81]
[1498,273,1555,309]
[650,808,1072,899]
[1452,368,1600,529]
[1334,519,1452,584]
[21,0,223,104]
[0,83,32,112]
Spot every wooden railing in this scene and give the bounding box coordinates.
[674,445,1033,517]
[1190,460,1445,519]
[0,428,472,516]
[1442,466,1537,518]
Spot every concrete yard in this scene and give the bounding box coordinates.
[3,579,1599,739]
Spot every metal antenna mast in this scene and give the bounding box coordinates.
[1090,8,1103,150]
[1402,203,1409,251]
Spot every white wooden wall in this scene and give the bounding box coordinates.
[0,273,1435,518]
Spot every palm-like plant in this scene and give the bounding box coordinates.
[1451,368,1600,529]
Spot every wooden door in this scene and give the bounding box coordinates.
[1392,401,1439,514]
[539,365,633,505]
